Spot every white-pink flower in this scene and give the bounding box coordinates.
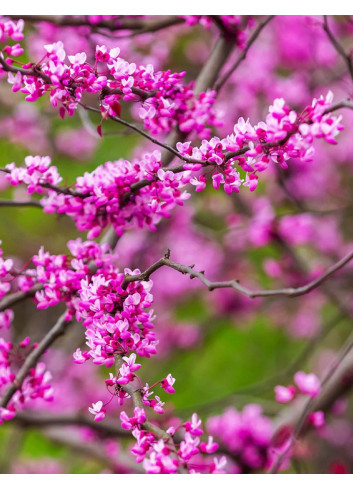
[274,385,296,403]
[88,401,106,422]
[294,371,321,397]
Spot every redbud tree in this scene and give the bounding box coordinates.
[0,14,353,474]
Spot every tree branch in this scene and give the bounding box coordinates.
[8,15,184,35]
[0,199,42,208]
[121,249,353,299]
[0,283,43,313]
[14,411,130,438]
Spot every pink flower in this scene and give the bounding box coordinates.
[73,348,90,364]
[274,385,296,403]
[184,413,203,436]
[122,353,141,372]
[161,374,176,394]
[88,401,106,422]
[0,407,16,423]
[117,363,134,385]
[309,411,325,428]
[199,436,219,454]
[190,176,207,192]
[149,396,165,414]
[210,456,227,474]
[19,337,30,348]
[294,371,321,397]
[178,432,200,460]
[120,407,146,430]
[0,309,14,329]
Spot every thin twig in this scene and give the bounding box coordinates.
[0,199,43,208]
[121,250,353,299]
[214,15,275,92]
[0,312,70,408]
[323,15,353,83]
[9,15,184,35]
[0,283,43,313]
[14,411,129,438]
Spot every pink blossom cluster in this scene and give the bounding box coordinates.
[139,373,176,414]
[207,404,273,472]
[178,92,344,195]
[24,239,115,318]
[75,270,157,367]
[90,368,175,423]
[0,238,173,431]
[5,155,62,194]
[0,16,24,59]
[0,235,204,455]
[6,151,192,238]
[2,30,220,137]
[275,372,324,428]
[275,371,321,402]
[119,410,223,474]
[0,337,53,424]
[135,86,220,137]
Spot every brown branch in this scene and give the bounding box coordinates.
[79,103,190,164]
[214,15,275,92]
[121,383,171,440]
[8,15,184,35]
[113,355,169,440]
[14,411,130,438]
[101,86,157,101]
[120,249,353,299]
[194,37,235,96]
[0,283,43,313]
[0,199,43,208]
[0,167,88,198]
[0,52,52,85]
